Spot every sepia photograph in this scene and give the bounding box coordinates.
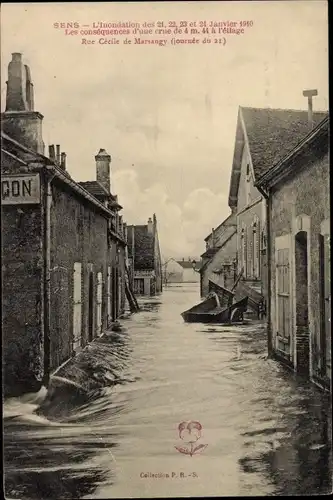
[1,1,331,498]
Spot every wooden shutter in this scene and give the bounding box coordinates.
[276,248,291,352]
[96,271,103,336]
[73,262,83,352]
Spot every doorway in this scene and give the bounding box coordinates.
[295,231,309,374]
[319,232,331,379]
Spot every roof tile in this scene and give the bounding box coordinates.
[241,107,328,178]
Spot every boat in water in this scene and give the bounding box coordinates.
[181,280,249,324]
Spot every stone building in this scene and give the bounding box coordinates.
[1,53,128,396]
[228,105,327,315]
[127,215,163,296]
[200,213,237,297]
[256,115,330,390]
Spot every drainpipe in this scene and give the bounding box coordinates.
[43,171,55,386]
[256,184,272,357]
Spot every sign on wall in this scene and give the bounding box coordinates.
[1,174,41,205]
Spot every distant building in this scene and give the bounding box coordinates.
[1,53,128,397]
[127,215,163,296]
[228,105,327,315]
[200,213,237,297]
[162,258,184,284]
[256,115,330,390]
[177,258,200,283]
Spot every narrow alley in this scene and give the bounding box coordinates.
[4,284,332,499]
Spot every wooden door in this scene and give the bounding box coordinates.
[320,233,331,377]
[73,262,82,352]
[324,235,331,377]
[276,248,291,354]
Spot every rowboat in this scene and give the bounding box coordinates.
[181,296,249,324]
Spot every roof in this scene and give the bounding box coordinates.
[78,181,109,197]
[1,132,116,219]
[78,181,121,208]
[204,212,236,241]
[257,115,329,190]
[177,260,197,269]
[200,247,220,259]
[127,224,155,270]
[228,106,328,207]
[242,107,328,179]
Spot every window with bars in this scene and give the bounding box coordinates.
[276,248,291,353]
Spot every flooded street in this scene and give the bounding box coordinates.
[4,284,332,498]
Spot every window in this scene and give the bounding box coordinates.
[245,163,251,204]
[96,271,103,336]
[240,226,247,276]
[252,219,260,279]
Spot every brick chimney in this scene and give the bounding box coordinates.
[95,148,111,193]
[60,152,67,170]
[2,53,45,154]
[147,217,153,234]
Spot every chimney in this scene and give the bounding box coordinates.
[303,89,318,129]
[147,217,153,234]
[60,152,67,170]
[56,145,61,164]
[95,148,111,193]
[25,64,34,111]
[2,53,44,154]
[212,228,216,247]
[49,144,55,161]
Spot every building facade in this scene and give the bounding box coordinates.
[177,259,200,283]
[162,258,184,284]
[200,213,237,297]
[256,116,330,390]
[1,53,128,396]
[127,215,163,296]
[228,106,327,313]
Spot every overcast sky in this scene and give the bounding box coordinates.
[1,1,328,259]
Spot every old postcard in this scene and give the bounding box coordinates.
[1,1,331,498]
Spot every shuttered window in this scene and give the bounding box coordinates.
[243,229,248,277]
[240,228,247,277]
[254,220,260,279]
[276,248,291,353]
[73,262,83,352]
[96,271,103,336]
[248,226,253,279]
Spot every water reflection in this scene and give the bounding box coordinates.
[3,284,332,498]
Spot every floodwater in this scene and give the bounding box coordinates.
[3,284,332,498]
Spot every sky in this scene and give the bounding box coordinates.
[1,1,328,260]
